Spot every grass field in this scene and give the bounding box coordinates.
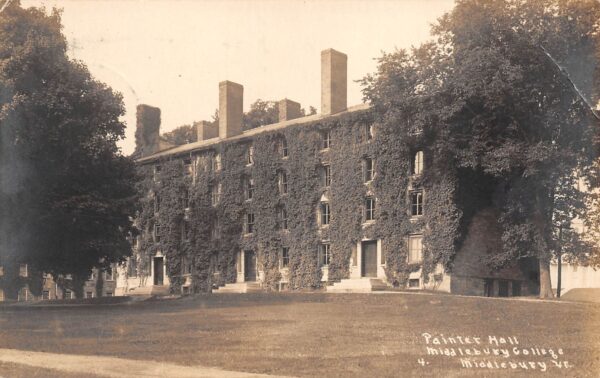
[0,292,599,377]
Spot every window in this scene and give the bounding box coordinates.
[181,220,189,242]
[279,171,288,195]
[128,257,138,277]
[280,138,288,158]
[211,219,220,240]
[413,151,424,175]
[366,124,374,141]
[154,193,160,213]
[182,256,192,275]
[132,236,138,249]
[246,145,254,165]
[183,158,193,176]
[86,291,93,299]
[210,252,218,271]
[408,279,420,288]
[320,202,330,226]
[365,197,376,221]
[245,178,254,200]
[318,243,331,267]
[105,292,113,297]
[322,131,332,149]
[154,165,161,181]
[279,207,288,230]
[64,290,72,299]
[410,190,423,216]
[19,263,27,277]
[246,213,255,234]
[105,269,114,281]
[408,235,423,263]
[154,223,161,242]
[183,189,190,209]
[42,290,50,300]
[364,157,374,182]
[281,247,290,268]
[512,281,521,296]
[212,153,221,171]
[322,165,331,188]
[211,183,221,206]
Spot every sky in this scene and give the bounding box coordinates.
[22,0,456,154]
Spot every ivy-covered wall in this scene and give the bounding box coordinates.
[133,108,463,293]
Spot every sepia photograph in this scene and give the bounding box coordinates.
[0,0,599,376]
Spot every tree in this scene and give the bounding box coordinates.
[243,99,279,130]
[243,99,317,130]
[160,101,318,147]
[362,0,600,298]
[0,2,137,298]
[162,124,197,146]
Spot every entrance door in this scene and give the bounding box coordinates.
[244,250,257,281]
[153,257,164,285]
[361,241,378,277]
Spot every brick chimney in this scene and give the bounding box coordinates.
[134,104,161,158]
[278,99,302,122]
[196,120,218,141]
[321,49,347,115]
[219,81,243,138]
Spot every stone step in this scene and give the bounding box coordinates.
[212,282,262,294]
[327,278,389,293]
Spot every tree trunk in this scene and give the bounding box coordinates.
[538,258,554,299]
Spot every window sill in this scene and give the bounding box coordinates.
[362,220,376,227]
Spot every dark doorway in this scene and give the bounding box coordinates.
[498,280,509,297]
[244,250,257,281]
[153,257,164,285]
[361,241,378,277]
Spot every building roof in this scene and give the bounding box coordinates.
[136,103,371,163]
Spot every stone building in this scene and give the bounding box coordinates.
[0,263,117,302]
[119,48,544,297]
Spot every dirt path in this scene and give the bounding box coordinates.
[0,348,288,378]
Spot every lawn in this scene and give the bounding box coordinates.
[0,292,599,377]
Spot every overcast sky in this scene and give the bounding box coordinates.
[23,0,456,154]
